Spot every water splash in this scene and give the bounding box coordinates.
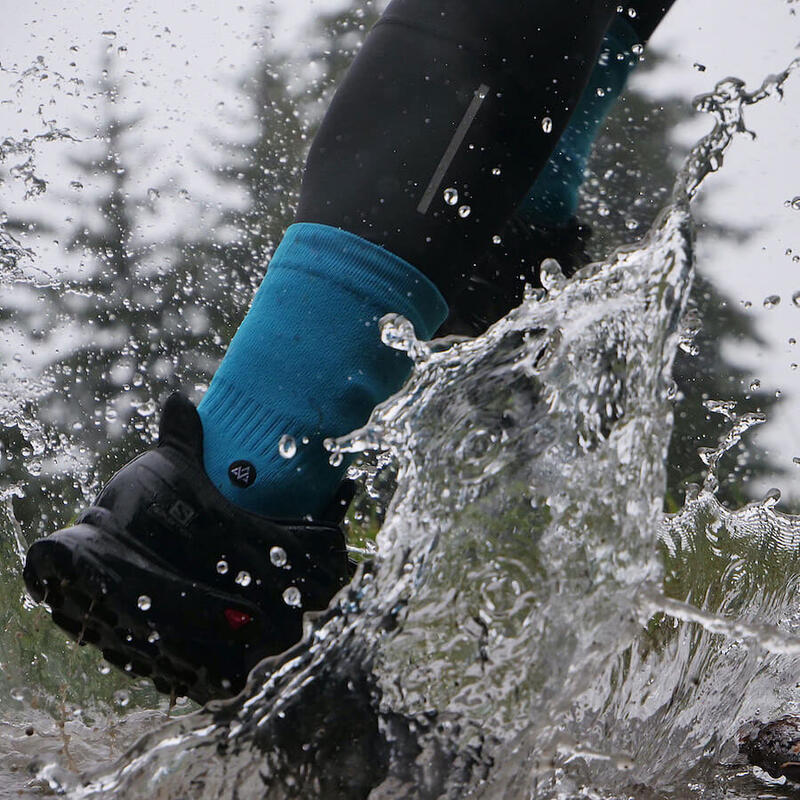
[0,58,80,283]
[27,58,800,800]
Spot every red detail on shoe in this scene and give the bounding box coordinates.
[224,608,252,630]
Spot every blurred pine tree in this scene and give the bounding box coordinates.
[585,52,777,508]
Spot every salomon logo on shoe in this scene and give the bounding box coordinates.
[228,460,256,488]
[169,499,197,526]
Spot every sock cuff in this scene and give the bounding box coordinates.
[197,222,449,518]
[272,223,449,340]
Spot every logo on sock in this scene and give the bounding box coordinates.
[228,460,256,488]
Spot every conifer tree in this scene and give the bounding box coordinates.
[43,55,159,475]
[586,54,776,506]
[207,0,380,301]
[204,62,307,340]
[28,51,221,492]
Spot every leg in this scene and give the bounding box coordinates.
[298,0,621,305]
[199,0,627,519]
[453,0,678,333]
[518,1,676,230]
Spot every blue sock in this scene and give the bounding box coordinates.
[519,17,640,226]
[197,223,448,519]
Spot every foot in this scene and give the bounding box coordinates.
[23,393,352,704]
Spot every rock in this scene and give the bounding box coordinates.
[738,715,800,781]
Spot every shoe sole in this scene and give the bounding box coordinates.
[24,524,269,704]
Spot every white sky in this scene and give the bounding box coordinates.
[1,0,799,499]
[641,0,800,497]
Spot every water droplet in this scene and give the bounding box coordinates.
[458,204,471,218]
[541,117,553,134]
[69,180,84,190]
[794,457,800,466]
[135,398,156,417]
[113,690,130,707]
[98,662,111,675]
[666,381,678,401]
[216,559,229,575]
[147,187,160,201]
[785,196,800,211]
[624,218,639,230]
[763,295,781,309]
[792,291,800,307]
[124,662,133,672]
[270,546,287,567]
[492,234,502,245]
[693,62,706,72]
[328,451,344,467]
[631,43,644,56]
[540,258,566,291]
[102,30,117,39]
[278,434,297,459]
[282,586,302,607]
[235,570,251,587]
[491,166,502,176]
[443,188,459,206]
[147,631,160,643]
[750,379,761,391]
[137,595,151,611]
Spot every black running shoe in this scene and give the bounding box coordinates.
[23,393,352,705]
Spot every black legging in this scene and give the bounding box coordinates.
[297,0,675,315]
